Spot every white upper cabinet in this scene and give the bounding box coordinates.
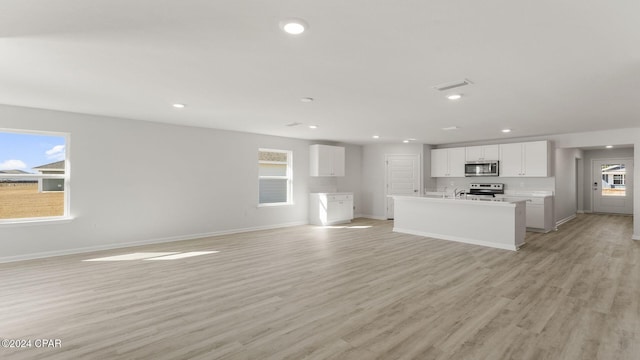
[431,147,465,177]
[465,145,499,161]
[310,144,345,176]
[499,141,549,177]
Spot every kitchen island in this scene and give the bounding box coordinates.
[392,195,527,251]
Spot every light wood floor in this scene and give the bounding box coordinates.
[1,214,638,359]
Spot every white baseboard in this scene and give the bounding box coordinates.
[556,214,577,227]
[577,210,585,214]
[393,227,519,251]
[633,234,640,241]
[0,221,308,264]
[358,214,389,220]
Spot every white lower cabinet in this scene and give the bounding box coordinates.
[502,195,554,232]
[309,193,354,225]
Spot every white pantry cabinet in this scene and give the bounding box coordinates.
[465,145,499,161]
[310,144,345,177]
[309,193,354,225]
[499,141,549,177]
[431,147,465,177]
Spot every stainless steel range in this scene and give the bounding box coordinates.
[467,183,504,198]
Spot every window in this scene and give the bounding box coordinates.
[600,163,626,197]
[258,149,292,205]
[0,130,69,222]
[613,174,625,185]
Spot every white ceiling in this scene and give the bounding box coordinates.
[1,1,639,145]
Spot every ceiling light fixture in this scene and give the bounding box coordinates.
[501,129,512,133]
[309,125,318,129]
[372,135,380,139]
[606,145,613,149]
[172,103,185,108]
[300,97,314,103]
[280,19,308,35]
[442,126,459,131]
[447,94,462,100]
[403,140,410,143]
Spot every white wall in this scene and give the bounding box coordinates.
[360,143,424,219]
[554,148,583,223]
[636,145,640,240]
[422,144,436,191]
[0,105,363,262]
[581,147,634,213]
[337,144,363,216]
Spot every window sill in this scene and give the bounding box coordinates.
[0,216,74,227]
[257,202,294,208]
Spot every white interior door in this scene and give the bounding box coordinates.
[385,154,421,219]
[592,158,633,214]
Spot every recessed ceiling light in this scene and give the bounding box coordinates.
[300,97,314,103]
[280,19,308,35]
[606,145,613,149]
[447,94,462,100]
[172,103,185,108]
[403,140,410,143]
[309,125,318,129]
[501,129,511,133]
[442,126,459,131]
[372,135,380,139]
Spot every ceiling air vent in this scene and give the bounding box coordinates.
[433,79,473,91]
[285,122,302,127]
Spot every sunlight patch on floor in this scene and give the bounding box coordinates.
[144,251,219,260]
[83,251,218,262]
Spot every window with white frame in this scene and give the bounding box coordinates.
[0,130,69,221]
[613,174,625,185]
[258,149,292,205]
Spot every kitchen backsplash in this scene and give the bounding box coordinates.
[309,176,338,193]
[434,177,555,194]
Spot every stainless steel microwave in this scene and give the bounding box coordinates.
[465,161,499,177]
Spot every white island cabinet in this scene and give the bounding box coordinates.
[392,196,526,251]
[309,193,354,225]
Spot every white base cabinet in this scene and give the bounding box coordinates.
[309,193,354,225]
[501,194,554,232]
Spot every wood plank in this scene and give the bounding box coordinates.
[0,214,638,359]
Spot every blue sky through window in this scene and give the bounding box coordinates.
[0,132,66,173]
